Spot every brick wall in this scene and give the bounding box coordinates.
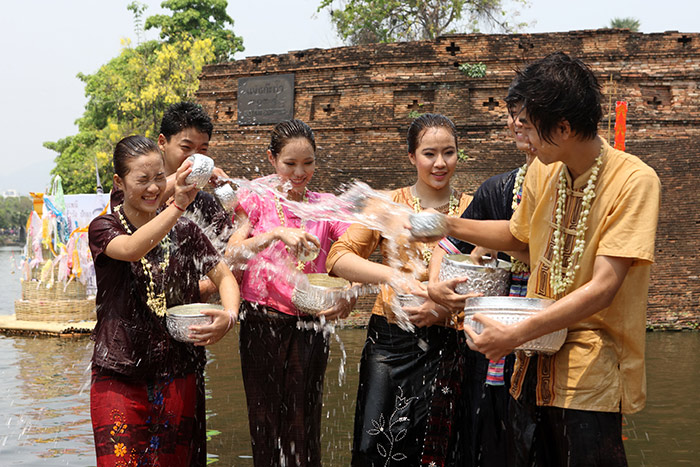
[197,29,700,328]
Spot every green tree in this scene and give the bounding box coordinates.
[0,196,32,231]
[45,3,217,194]
[145,0,244,62]
[608,17,640,32]
[318,0,529,45]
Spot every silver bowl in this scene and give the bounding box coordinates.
[396,281,428,308]
[296,235,320,263]
[214,183,237,211]
[409,211,447,238]
[463,297,566,354]
[439,254,511,296]
[166,303,221,343]
[291,273,350,315]
[185,153,215,189]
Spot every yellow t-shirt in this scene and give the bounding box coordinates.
[326,186,472,327]
[509,138,660,414]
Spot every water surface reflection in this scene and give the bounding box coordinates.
[0,246,698,465]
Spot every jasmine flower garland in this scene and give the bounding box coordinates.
[510,162,530,274]
[117,205,171,317]
[549,148,604,296]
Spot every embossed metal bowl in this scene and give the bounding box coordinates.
[439,254,511,296]
[296,235,320,263]
[214,183,237,211]
[396,281,428,308]
[291,273,350,316]
[166,303,221,343]
[185,153,215,189]
[409,211,447,238]
[463,297,566,354]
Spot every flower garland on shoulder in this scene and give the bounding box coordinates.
[116,205,171,317]
[510,162,530,274]
[549,149,604,296]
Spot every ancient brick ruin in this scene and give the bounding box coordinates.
[197,29,700,328]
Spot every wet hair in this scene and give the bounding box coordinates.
[159,102,214,140]
[407,113,458,154]
[511,52,602,144]
[505,75,525,115]
[113,135,161,178]
[268,119,316,157]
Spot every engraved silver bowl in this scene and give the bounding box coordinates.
[396,281,428,308]
[296,234,320,263]
[409,211,447,238]
[214,183,237,211]
[291,273,350,316]
[185,153,215,189]
[463,297,566,354]
[166,303,221,343]
[438,254,511,296]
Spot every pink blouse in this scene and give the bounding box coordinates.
[236,182,349,315]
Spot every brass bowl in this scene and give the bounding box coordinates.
[291,273,350,315]
[463,297,566,354]
[166,303,221,343]
[439,254,511,296]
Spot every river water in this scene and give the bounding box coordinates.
[0,246,697,466]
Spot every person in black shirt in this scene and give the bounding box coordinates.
[429,81,535,466]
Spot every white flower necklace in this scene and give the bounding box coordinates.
[116,205,171,317]
[511,162,528,211]
[549,147,604,296]
[411,187,460,264]
[510,163,530,274]
[275,190,309,271]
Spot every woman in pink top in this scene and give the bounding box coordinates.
[226,119,351,467]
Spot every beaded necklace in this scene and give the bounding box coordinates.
[274,190,309,271]
[116,205,171,317]
[411,186,460,264]
[510,163,530,274]
[549,146,604,295]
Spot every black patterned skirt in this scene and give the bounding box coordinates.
[351,314,466,467]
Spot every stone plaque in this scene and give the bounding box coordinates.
[237,74,294,125]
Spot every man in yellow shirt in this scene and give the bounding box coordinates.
[426,52,660,466]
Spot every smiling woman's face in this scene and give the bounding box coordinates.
[409,126,458,192]
[268,137,316,194]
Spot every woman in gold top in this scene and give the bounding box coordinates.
[326,113,472,466]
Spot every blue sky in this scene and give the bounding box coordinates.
[1,0,697,195]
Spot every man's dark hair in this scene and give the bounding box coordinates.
[159,102,214,140]
[512,52,602,144]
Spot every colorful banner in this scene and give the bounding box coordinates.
[614,101,628,151]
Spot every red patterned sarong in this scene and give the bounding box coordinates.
[91,368,205,467]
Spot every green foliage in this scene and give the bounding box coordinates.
[458,61,486,77]
[144,0,244,62]
[609,17,640,32]
[45,3,220,194]
[318,0,529,45]
[0,196,32,230]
